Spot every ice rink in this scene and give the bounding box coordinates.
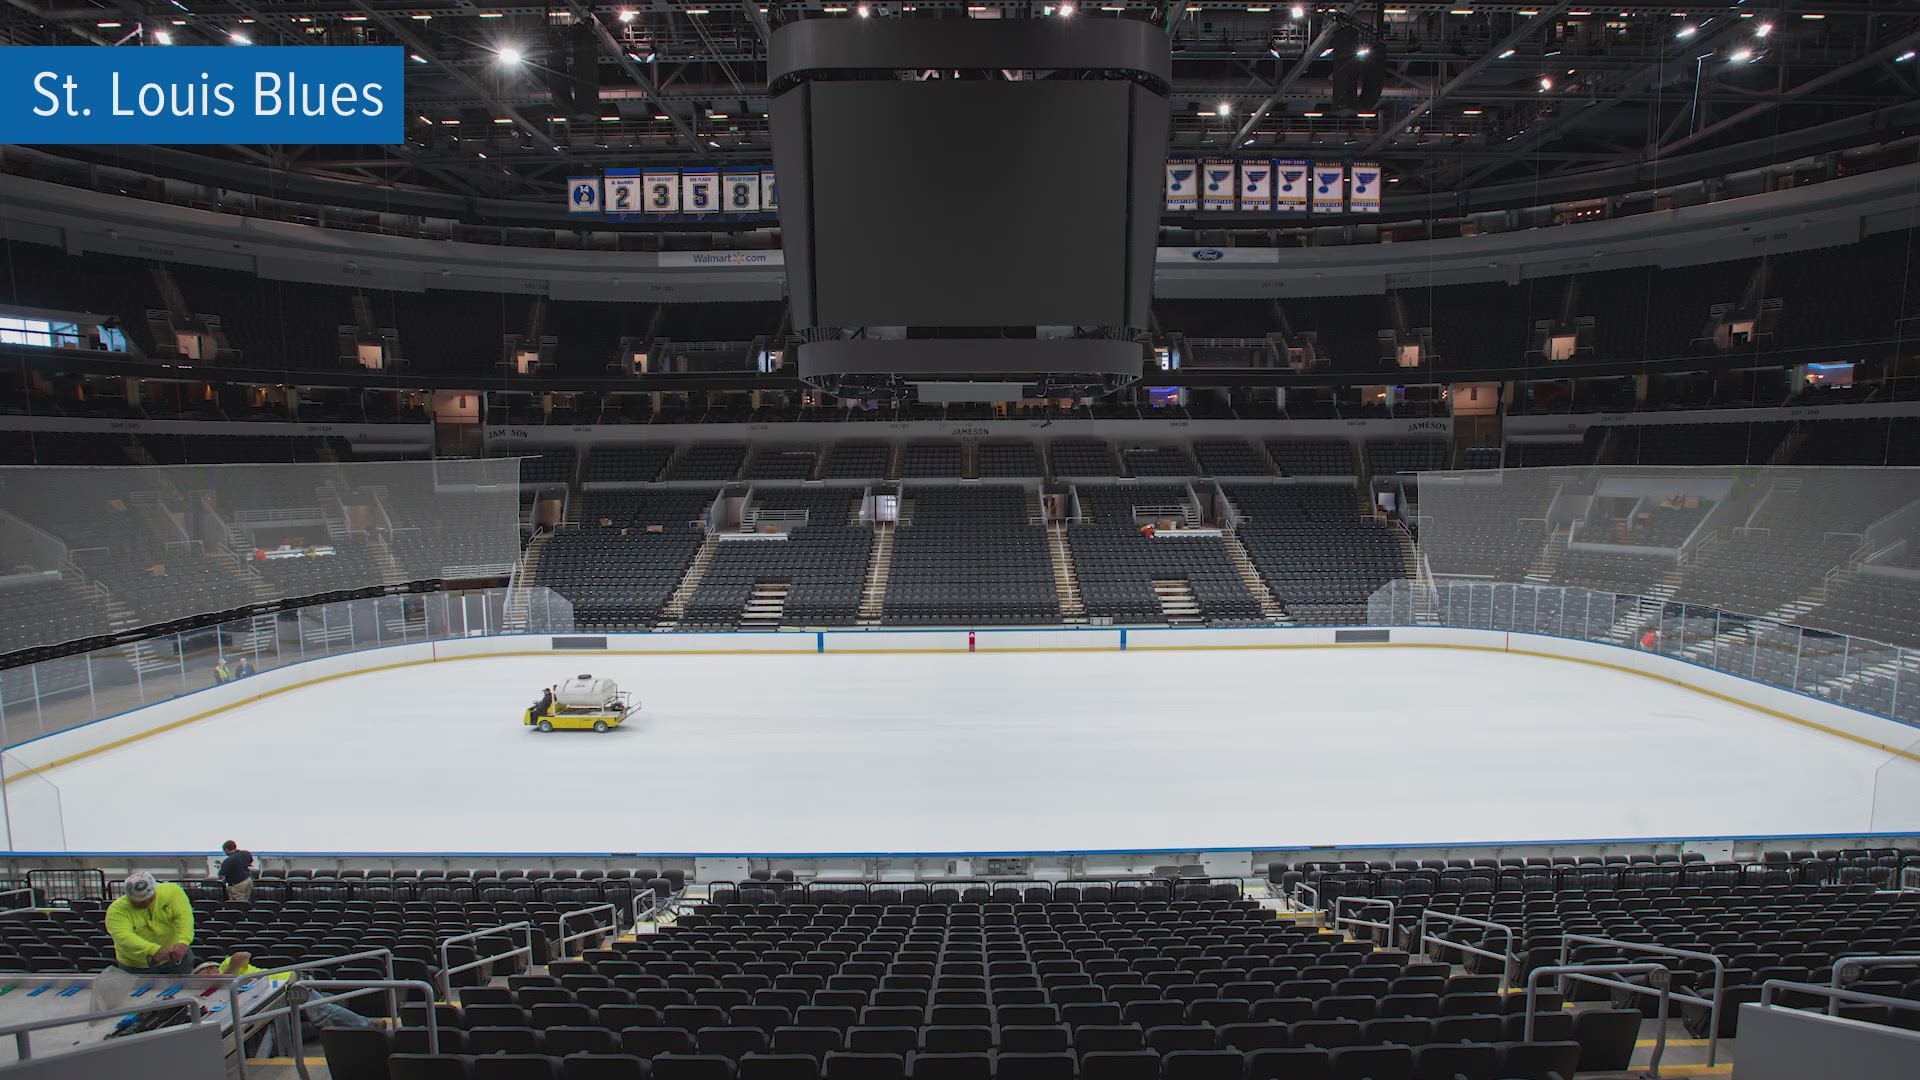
[29,647,1914,853]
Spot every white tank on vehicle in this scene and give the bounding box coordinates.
[553,674,620,710]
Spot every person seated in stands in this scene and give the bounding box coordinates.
[106,872,196,976]
[197,951,372,1056]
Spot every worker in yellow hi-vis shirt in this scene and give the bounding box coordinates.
[196,950,371,1056]
[104,872,195,975]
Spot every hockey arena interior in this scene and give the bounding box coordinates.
[2,2,1920,1079]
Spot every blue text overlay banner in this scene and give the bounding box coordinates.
[0,46,404,144]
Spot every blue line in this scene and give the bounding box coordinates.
[816,632,824,654]
[1120,629,1128,651]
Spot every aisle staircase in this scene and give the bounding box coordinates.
[858,524,894,623]
[1154,579,1203,625]
[657,534,721,628]
[368,535,408,586]
[1047,523,1085,620]
[1221,529,1287,623]
[1524,532,1565,584]
[502,532,552,632]
[1604,565,1686,645]
[740,583,790,630]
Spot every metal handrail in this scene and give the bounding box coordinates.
[224,947,395,1080]
[1417,909,1516,989]
[1527,963,1671,1078]
[1758,979,1920,1018]
[0,992,208,1061]
[284,977,440,1080]
[437,921,533,998]
[1331,897,1396,946]
[631,887,665,929]
[1289,881,1320,914]
[1559,934,1725,1066]
[556,904,619,959]
[1829,954,1920,1014]
[0,887,36,914]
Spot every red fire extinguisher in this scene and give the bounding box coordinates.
[968,630,976,653]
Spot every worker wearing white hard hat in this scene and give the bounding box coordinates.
[104,872,197,975]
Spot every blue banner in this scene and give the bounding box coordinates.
[0,46,404,144]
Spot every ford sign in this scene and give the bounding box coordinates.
[1191,248,1226,261]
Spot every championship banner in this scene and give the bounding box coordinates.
[643,169,680,214]
[566,175,601,215]
[1312,164,1346,213]
[1201,159,1236,212]
[1350,162,1383,214]
[1238,161,1273,212]
[760,169,779,213]
[1274,159,1309,213]
[681,168,719,215]
[1165,159,1198,212]
[722,169,761,214]
[603,169,642,218]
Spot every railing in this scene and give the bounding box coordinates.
[1416,909,1515,989]
[706,877,1242,906]
[1526,963,1672,1078]
[1757,980,1920,1024]
[1559,934,1725,1066]
[24,868,106,903]
[555,904,620,959]
[1330,897,1396,947]
[437,921,534,998]
[0,587,573,754]
[632,887,668,928]
[0,994,210,1062]
[0,887,34,914]
[224,948,397,1080]
[1829,954,1920,1015]
[282,978,439,1080]
[1368,578,1920,728]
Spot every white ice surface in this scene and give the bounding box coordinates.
[34,648,1908,853]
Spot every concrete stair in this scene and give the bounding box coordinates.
[740,582,790,630]
[1047,523,1086,620]
[657,533,721,627]
[369,535,407,586]
[1154,579,1202,625]
[1524,530,1566,584]
[1221,529,1288,623]
[858,524,894,623]
[503,532,551,631]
